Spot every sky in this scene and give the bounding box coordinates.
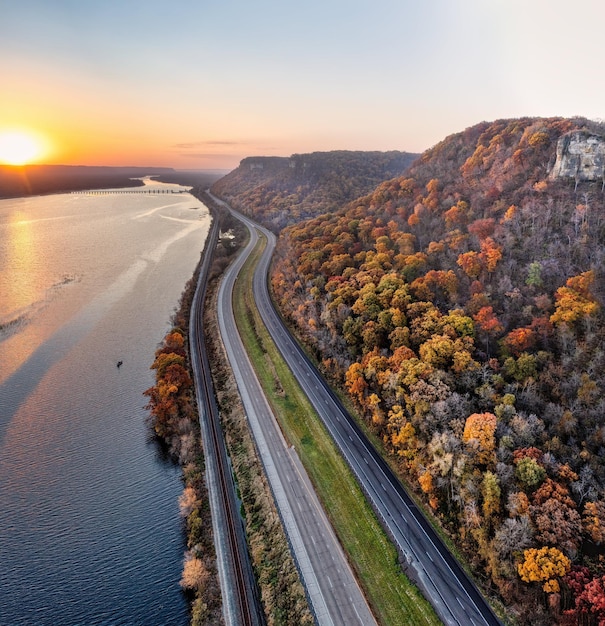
[2,0,605,170]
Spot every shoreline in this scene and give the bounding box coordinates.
[156,191,313,625]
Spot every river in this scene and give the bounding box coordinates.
[0,179,211,625]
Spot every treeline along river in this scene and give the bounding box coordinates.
[0,179,211,625]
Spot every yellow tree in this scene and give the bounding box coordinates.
[367,393,384,426]
[482,471,501,520]
[463,412,497,465]
[457,250,483,278]
[387,404,418,460]
[583,501,605,545]
[550,270,599,326]
[517,547,571,593]
[419,334,477,374]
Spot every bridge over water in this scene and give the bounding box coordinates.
[74,189,187,195]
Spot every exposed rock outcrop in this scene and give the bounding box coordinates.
[550,130,605,184]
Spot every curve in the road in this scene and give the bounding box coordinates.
[214,197,378,626]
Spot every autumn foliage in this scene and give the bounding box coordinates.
[180,552,210,592]
[463,412,497,465]
[550,270,599,327]
[144,329,197,461]
[210,151,418,230]
[517,547,571,593]
[216,117,605,624]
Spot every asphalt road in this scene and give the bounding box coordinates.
[215,204,377,626]
[226,205,503,626]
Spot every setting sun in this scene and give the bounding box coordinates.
[0,130,47,166]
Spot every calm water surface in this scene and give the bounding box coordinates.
[0,180,211,625]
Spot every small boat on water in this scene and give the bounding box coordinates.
[117,360,123,368]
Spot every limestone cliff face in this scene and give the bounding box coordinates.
[550,130,605,182]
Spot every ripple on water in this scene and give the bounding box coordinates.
[0,188,208,625]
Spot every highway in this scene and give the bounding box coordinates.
[215,201,378,626]
[223,202,503,626]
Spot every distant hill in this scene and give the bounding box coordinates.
[151,169,229,189]
[269,117,605,624]
[211,150,419,229]
[0,165,175,198]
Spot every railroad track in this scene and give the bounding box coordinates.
[189,212,264,626]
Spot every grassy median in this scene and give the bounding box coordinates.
[232,231,441,626]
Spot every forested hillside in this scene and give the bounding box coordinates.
[211,150,418,229]
[270,118,605,624]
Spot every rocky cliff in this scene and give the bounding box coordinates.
[550,130,605,184]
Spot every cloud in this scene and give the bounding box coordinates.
[180,152,241,159]
[174,140,246,149]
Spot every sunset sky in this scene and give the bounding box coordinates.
[2,0,605,170]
